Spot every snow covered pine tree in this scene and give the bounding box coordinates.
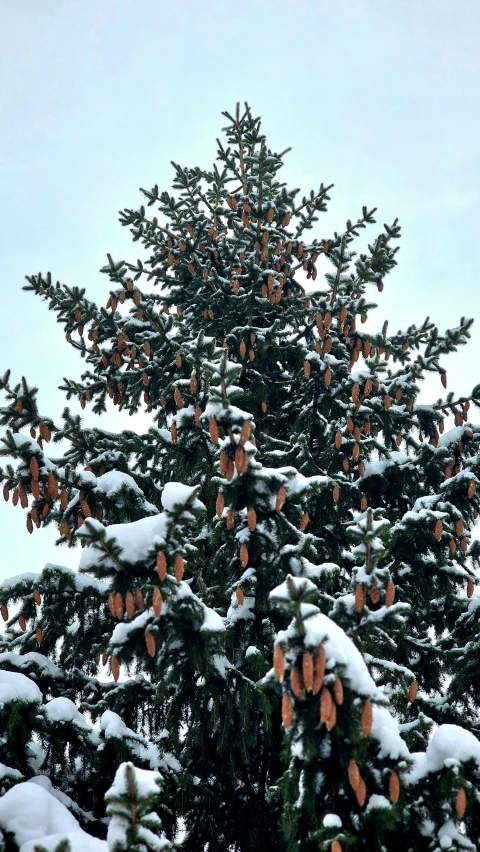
[0,103,480,852]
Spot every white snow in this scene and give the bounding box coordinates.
[161,482,205,513]
[370,705,410,760]
[96,470,143,497]
[0,781,107,852]
[0,651,62,678]
[0,572,39,590]
[106,761,161,800]
[78,514,169,570]
[45,697,90,729]
[0,670,42,706]
[407,724,480,783]
[366,794,392,812]
[322,813,342,828]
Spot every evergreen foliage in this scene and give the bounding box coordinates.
[0,103,480,851]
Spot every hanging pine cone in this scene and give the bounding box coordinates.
[239,341,246,358]
[348,759,360,791]
[114,593,124,620]
[333,676,344,706]
[26,516,33,534]
[18,614,26,631]
[226,507,235,530]
[302,652,314,693]
[449,539,457,555]
[332,486,340,503]
[434,519,443,541]
[299,511,309,530]
[456,519,464,537]
[335,430,342,449]
[352,383,360,403]
[468,480,476,499]
[355,585,365,613]
[47,471,58,501]
[235,587,245,605]
[234,446,245,475]
[467,579,474,598]
[216,493,225,517]
[33,588,41,606]
[342,459,349,472]
[346,417,354,433]
[313,645,326,694]
[35,627,43,646]
[370,584,380,604]
[125,591,135,618]
[282,692,293,728]
[456,786,467,818]
[361,699,373,736]
[384,395,391,410]
[171,423,178,445]
[276,485,287,511]
[360,496,368,511]
[111,657,120,682]
[385,579,395,608]
[290,667,306,699]
[273,645,285,682]
[175,353,182,368]
[389,771,400,804]
[320,687,333,723]
[152,587,163,617]
[460,537,468,553]
[408,681,418,703]
[324,368,332,388]
[174,554,184,582]
[1,604,8,621]
[356,776,367,806]
[331,842,342,852]
[239,421,251,445]
[174,388,183,409]
[304,361,311,379]
[219,451,228,475]
[156,552,167,581]
[135,587,144,610]
[247,507,257,531]
[240,544,249,568]
[209,418,219,444]
[145,631,156,658]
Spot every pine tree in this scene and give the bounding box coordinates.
[1,103,480,851]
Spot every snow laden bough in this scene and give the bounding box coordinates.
[269,576,480,851]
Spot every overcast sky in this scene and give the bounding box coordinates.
[0,0,479,580]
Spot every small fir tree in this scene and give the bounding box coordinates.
[0,103,480,851]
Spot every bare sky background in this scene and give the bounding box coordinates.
[0,0,479,580]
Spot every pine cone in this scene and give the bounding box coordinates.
[313,645,326,694]
[456,786,467,818]
[1,604,8,622]
[35,627,43,646]
[468,480,476,499]
[355,585,365,613]
[467,579,474,598]
[235,587,245,605]
[299,511,309,530]
[156,552,167,581]
[370,584,380,604]
[326,701,337,731]
[114,593,124,620]
[408,681,418,703]
[356,777,366,807]
[333,676,344,706]
[239,421,251,446]
[240,544,249,568]
[320,687,333,723]
[125,591,135,618]
[209,418,219,444]
[385,579,395,608]
[290,667,306,699]
[335,430,342,449]
[324,368,332,388]
[456,519,464,537]
[145,631,156,658]
[389,771,400,804]
[304,361,311,379]
[135,587,144,610]
[216,493,225,517]
[18,614,26,631]
[273,646,285,683]
[111,657,120,681]
[174,554,184,582]
[33,589,41,606]
[153,587,163,616]
[282,692,293,728]
[332,486,340,503]
[247,507,257,531]
[276,486,287,511]
[361,699,373,736]
[302,652,314,693]
[175,353,182,368]
[434,519,443,541]
[348,759,360,791]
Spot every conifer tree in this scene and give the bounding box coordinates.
[0,103,480,851]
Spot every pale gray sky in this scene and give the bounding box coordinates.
[1,0,479,579]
